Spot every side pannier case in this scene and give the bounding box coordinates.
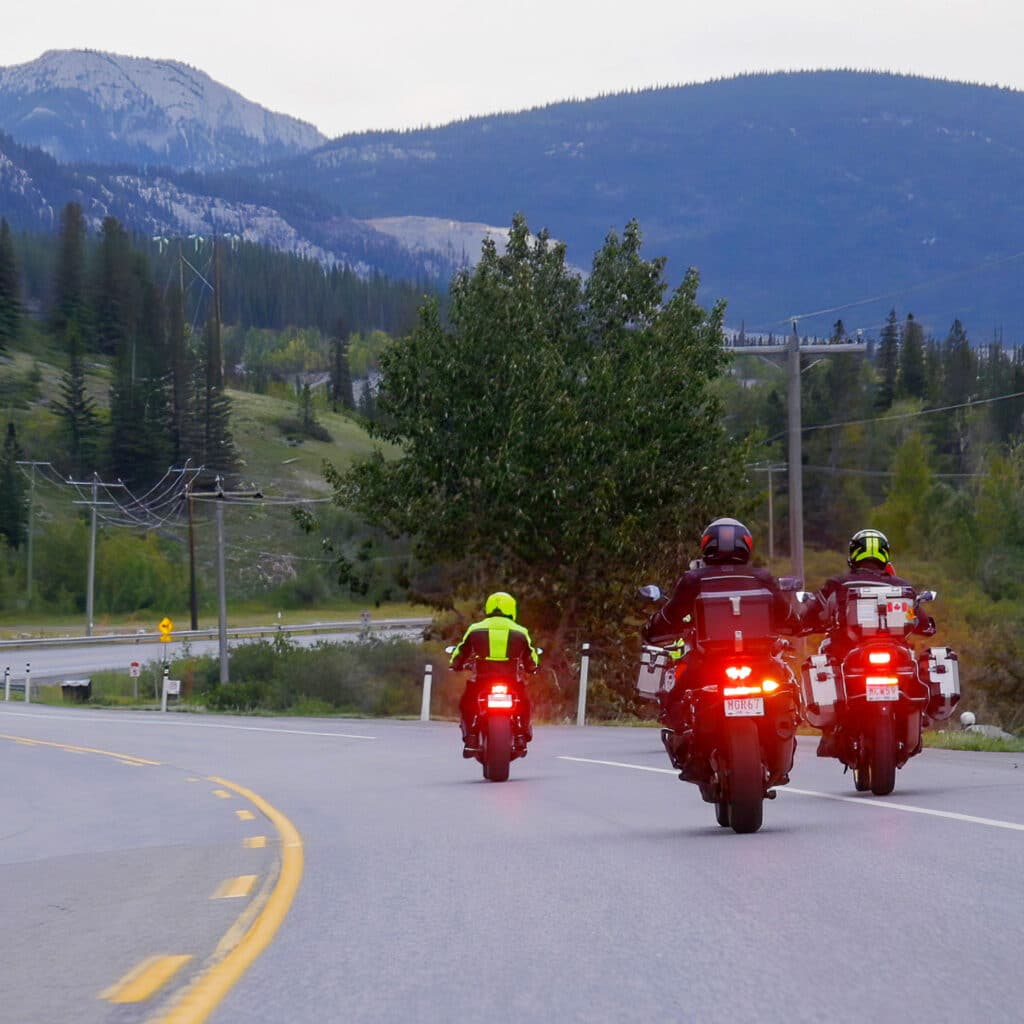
[800,654,842,730]
[845,585,916,638]
[694,588,775,654]
[918,646,961,721]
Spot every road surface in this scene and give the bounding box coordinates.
[1,705,1021,1023]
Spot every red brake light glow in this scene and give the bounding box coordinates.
[490,684,509,694]
[724,684,762,697]
[725,665,753,680]
[866,676,898,686]
[868,651,893,665]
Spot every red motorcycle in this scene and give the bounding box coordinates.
[638,581,802,834]
[800,586,960,795]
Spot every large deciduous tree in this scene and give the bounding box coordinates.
[327,215,750,681]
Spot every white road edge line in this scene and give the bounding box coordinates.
[557,756,1024,833]
[0,710,375,740]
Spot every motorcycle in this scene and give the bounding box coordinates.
[637,580,802,834]
[800,586,960,795]
[446,648,535,783]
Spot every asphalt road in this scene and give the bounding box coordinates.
[1,705,1022,1024]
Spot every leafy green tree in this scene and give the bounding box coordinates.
[874,432,935,555]
[0,422,26,549]
[327,215,748,677]
[0,218,23,352]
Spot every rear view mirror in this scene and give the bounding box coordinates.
[638,584,663,602]
[918,590,937,603]
[444,645,456,655]
[778,576,802,592]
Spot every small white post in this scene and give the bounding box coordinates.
[420,664,433,722]
[576,643,591,726]
[3,666,9,701]
[161,663,169,713]
[24,662,31,704]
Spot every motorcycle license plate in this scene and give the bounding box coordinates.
[866,684,898,702]
[725,697,764,717]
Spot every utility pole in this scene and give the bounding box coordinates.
[189,477,262,683]
[186,477,199,631]
[69,473,124,636]
[15,461,47,602]
[732,326,866,583]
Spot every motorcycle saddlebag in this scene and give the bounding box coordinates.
[918,647,961,721]
[800,654,842,730]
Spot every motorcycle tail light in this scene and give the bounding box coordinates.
[868,651,893,665]
[725,665,752,680]
[865,675,898,686]
[724,684,762,697]
[487,684,514,709]
[761,679,780,693]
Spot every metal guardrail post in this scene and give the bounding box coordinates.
[576,643,591,726]
[420,664,433,722]
[24,662,31,704]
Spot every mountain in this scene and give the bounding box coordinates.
[3,63,1024,338]
[0,49,325,170]
[259,71,1024,339]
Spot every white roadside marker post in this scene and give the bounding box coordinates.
[420,664,433,722]
[162,663,170,713]
[3,666,9,701]
[24,662,31,704]
[576,643,591,726]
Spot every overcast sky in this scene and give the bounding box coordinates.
[4,1,1023,137]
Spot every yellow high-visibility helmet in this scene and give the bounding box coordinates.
[485,591,517,621]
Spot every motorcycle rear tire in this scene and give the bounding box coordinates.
[715,801,730,827]
[483,716,512,783]
[726,720,764,834]
[869,714,896,796]
[853,761,871,792]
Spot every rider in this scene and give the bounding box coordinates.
[811,528,936,755]
[449,591,540,756]
[642,518,796,765]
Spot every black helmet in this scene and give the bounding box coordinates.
[700,518,754,565]
[848,528,891,569]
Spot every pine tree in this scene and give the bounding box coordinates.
[0,422,26,549]
[51,202,87,338]
[198,312,237,474]
[898,313,926,399]
[166,282,193,465]
[0,218,23,352]
[53,321,99,477]
[876,308,900,409]
[330,318,354,411]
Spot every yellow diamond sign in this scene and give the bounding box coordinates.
[158,617,174,642]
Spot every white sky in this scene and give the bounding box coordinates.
[4,1,1023,137]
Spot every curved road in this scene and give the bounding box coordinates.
[1,705,1022,1023]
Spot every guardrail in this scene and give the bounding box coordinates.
[0,617,432,651]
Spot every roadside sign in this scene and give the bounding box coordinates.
[158,617,174,643]
[129,661,141,677]
[165,679,181,696]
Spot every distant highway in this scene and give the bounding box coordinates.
[0,621,427,684]
[1,707,1022,1023]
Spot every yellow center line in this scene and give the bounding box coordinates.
[211,789,232,799]
[243,836,267,849]
[235,809,255,821]
[101,955,192,1004]
[211,875,258,900]
[155,776,304,1024]
[0,733,160,766]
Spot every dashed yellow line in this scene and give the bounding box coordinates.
[235,809,255,821]
[212,789,232,799]
[211,875,258,900]
[156,776,304,1024]
[101,955,192,1003]
[243,836,267,849]
[0,733,159,766]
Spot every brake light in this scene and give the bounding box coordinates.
[490,684,509,694]
[868,651,892,665]
[486,683,514,709]
[761,679,780,693]
[724,684,762,697]
[865,676,898,686]
[725,665,752,680]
